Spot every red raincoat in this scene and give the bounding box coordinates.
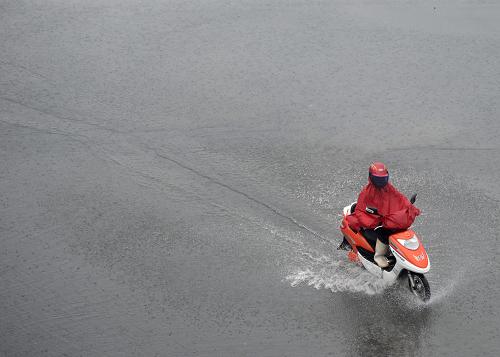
[346,182,420,231]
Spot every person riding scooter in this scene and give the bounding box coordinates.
[346,162,421,268]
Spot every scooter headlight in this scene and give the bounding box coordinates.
[397,236,420,250]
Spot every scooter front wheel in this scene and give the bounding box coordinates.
[407,272,431,302]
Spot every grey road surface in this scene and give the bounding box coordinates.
[1,0,499,356]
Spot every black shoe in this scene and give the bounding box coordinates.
[337,237,351,251]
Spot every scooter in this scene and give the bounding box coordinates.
[338,194,431,301]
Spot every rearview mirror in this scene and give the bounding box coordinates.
[410,193,417,204]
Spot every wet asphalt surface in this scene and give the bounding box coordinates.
[1,1,500,356]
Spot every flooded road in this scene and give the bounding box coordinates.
[1,1,499,356]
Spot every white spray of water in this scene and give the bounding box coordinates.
[285,250,393,295]
[426,268,464,305]
[286,249,463,304]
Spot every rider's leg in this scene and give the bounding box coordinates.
[373,229,391,268]
[374,239,389,268]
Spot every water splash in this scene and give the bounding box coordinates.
[398,268,465,309]
[285,246,463,305]
[426,268,464,305]
[285,250,392,295]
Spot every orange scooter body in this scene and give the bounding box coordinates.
[340,204,430,273]
[338,200,431,301]
[340,215,374,254]
[389,230,429,269]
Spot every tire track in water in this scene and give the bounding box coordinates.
[148,145,332,244]
[144,146,389,296]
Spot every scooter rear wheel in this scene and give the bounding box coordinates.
[408,272,431,302]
